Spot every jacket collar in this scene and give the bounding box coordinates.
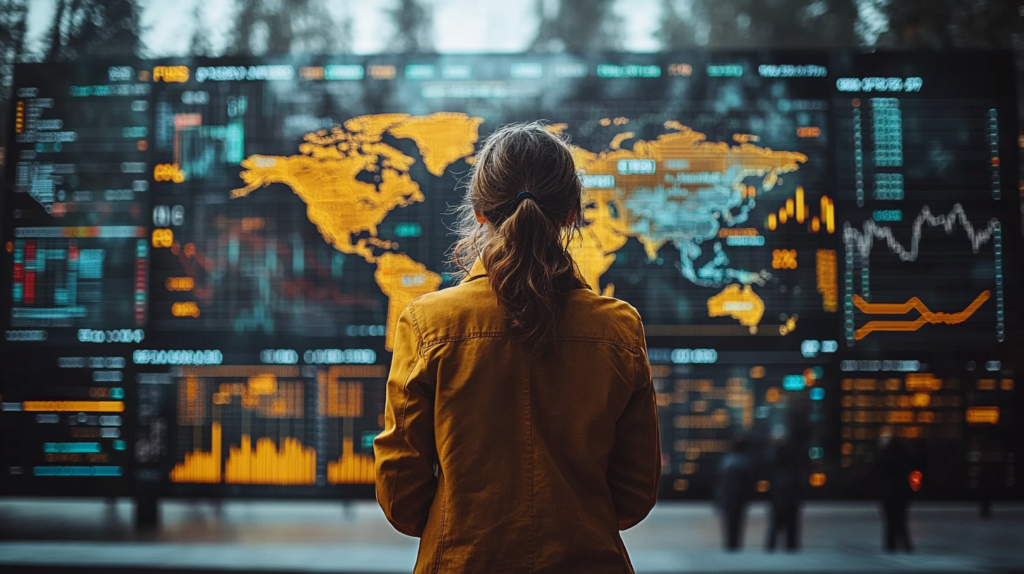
[464,257,592,291]
[466,258,487,281]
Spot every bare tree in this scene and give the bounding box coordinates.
[189,3,214,56]
[659,0,858,49]
[263,0,295,55]
[876,0,1020,49]
[657,0,698,49]
[43,0,142,61]
[101,0,143,56]
[289,0,340,54]
[43,0,70,62]
[0,0,27,124]
[532,0,621,51]
[227,0,260,55]
[0,0,28,66]
[226,0,344,55]
[388,0,433,53]
[658,0,1016,50]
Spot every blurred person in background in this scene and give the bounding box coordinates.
[716,435,755,551]
[764,425,802,551]
[373,122,661,574]
[873,426,914,551]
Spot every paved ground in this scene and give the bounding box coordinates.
[0,499,1021,573]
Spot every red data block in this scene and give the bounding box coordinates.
[24,271,35,304]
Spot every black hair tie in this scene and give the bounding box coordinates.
[515,191,536,205]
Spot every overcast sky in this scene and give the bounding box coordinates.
[23,0,665,57]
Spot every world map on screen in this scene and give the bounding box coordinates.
[231,114,806,348]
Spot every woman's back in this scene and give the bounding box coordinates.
[375,262,659,573]
[374,122,661,573]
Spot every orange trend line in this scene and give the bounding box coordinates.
[853,291,990,340]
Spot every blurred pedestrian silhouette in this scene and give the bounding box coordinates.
[716,436,754,551]
[765,428,801,551]
[873,427,914,551]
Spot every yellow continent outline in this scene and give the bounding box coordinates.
[567,123,806,328]
[231,112,481,349]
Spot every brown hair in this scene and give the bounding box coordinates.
[452,122,585,353]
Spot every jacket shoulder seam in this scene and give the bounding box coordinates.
[421,332,515,350]
[406,302,425,358]
[556,335,640,354]
[419,332,640,353]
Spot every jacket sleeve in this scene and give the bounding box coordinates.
[374,304,436,537]
[607,318,661,530]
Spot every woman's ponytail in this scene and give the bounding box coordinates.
[452,122,584,354]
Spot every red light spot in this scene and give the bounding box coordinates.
[908,470,923,492]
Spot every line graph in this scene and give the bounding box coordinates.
[842,203,1004,345]
[853,291,991,340]
[843,204,998,262]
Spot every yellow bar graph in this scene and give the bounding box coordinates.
[169,422,221,483]
[816,249,838,312]
[825,196,835,234]
[327,437,375,484]
[224,434,316,485]
[169,369,326,486]
[764,188,833,234]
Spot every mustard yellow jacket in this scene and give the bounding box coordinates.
[374,259,661,573]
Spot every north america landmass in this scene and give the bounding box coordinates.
[231,114,806,349]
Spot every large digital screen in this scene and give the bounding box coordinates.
[1,53,1020,500]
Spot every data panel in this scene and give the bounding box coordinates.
[1,53,1020,499]
[1,63,151,494]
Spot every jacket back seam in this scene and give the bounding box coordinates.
[528,359,535,572]
[420,333,640,354]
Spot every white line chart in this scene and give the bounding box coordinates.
[842,203,999,262]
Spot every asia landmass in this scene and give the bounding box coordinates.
[565,121,807,329]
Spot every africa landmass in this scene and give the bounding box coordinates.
[232,115,806,347]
